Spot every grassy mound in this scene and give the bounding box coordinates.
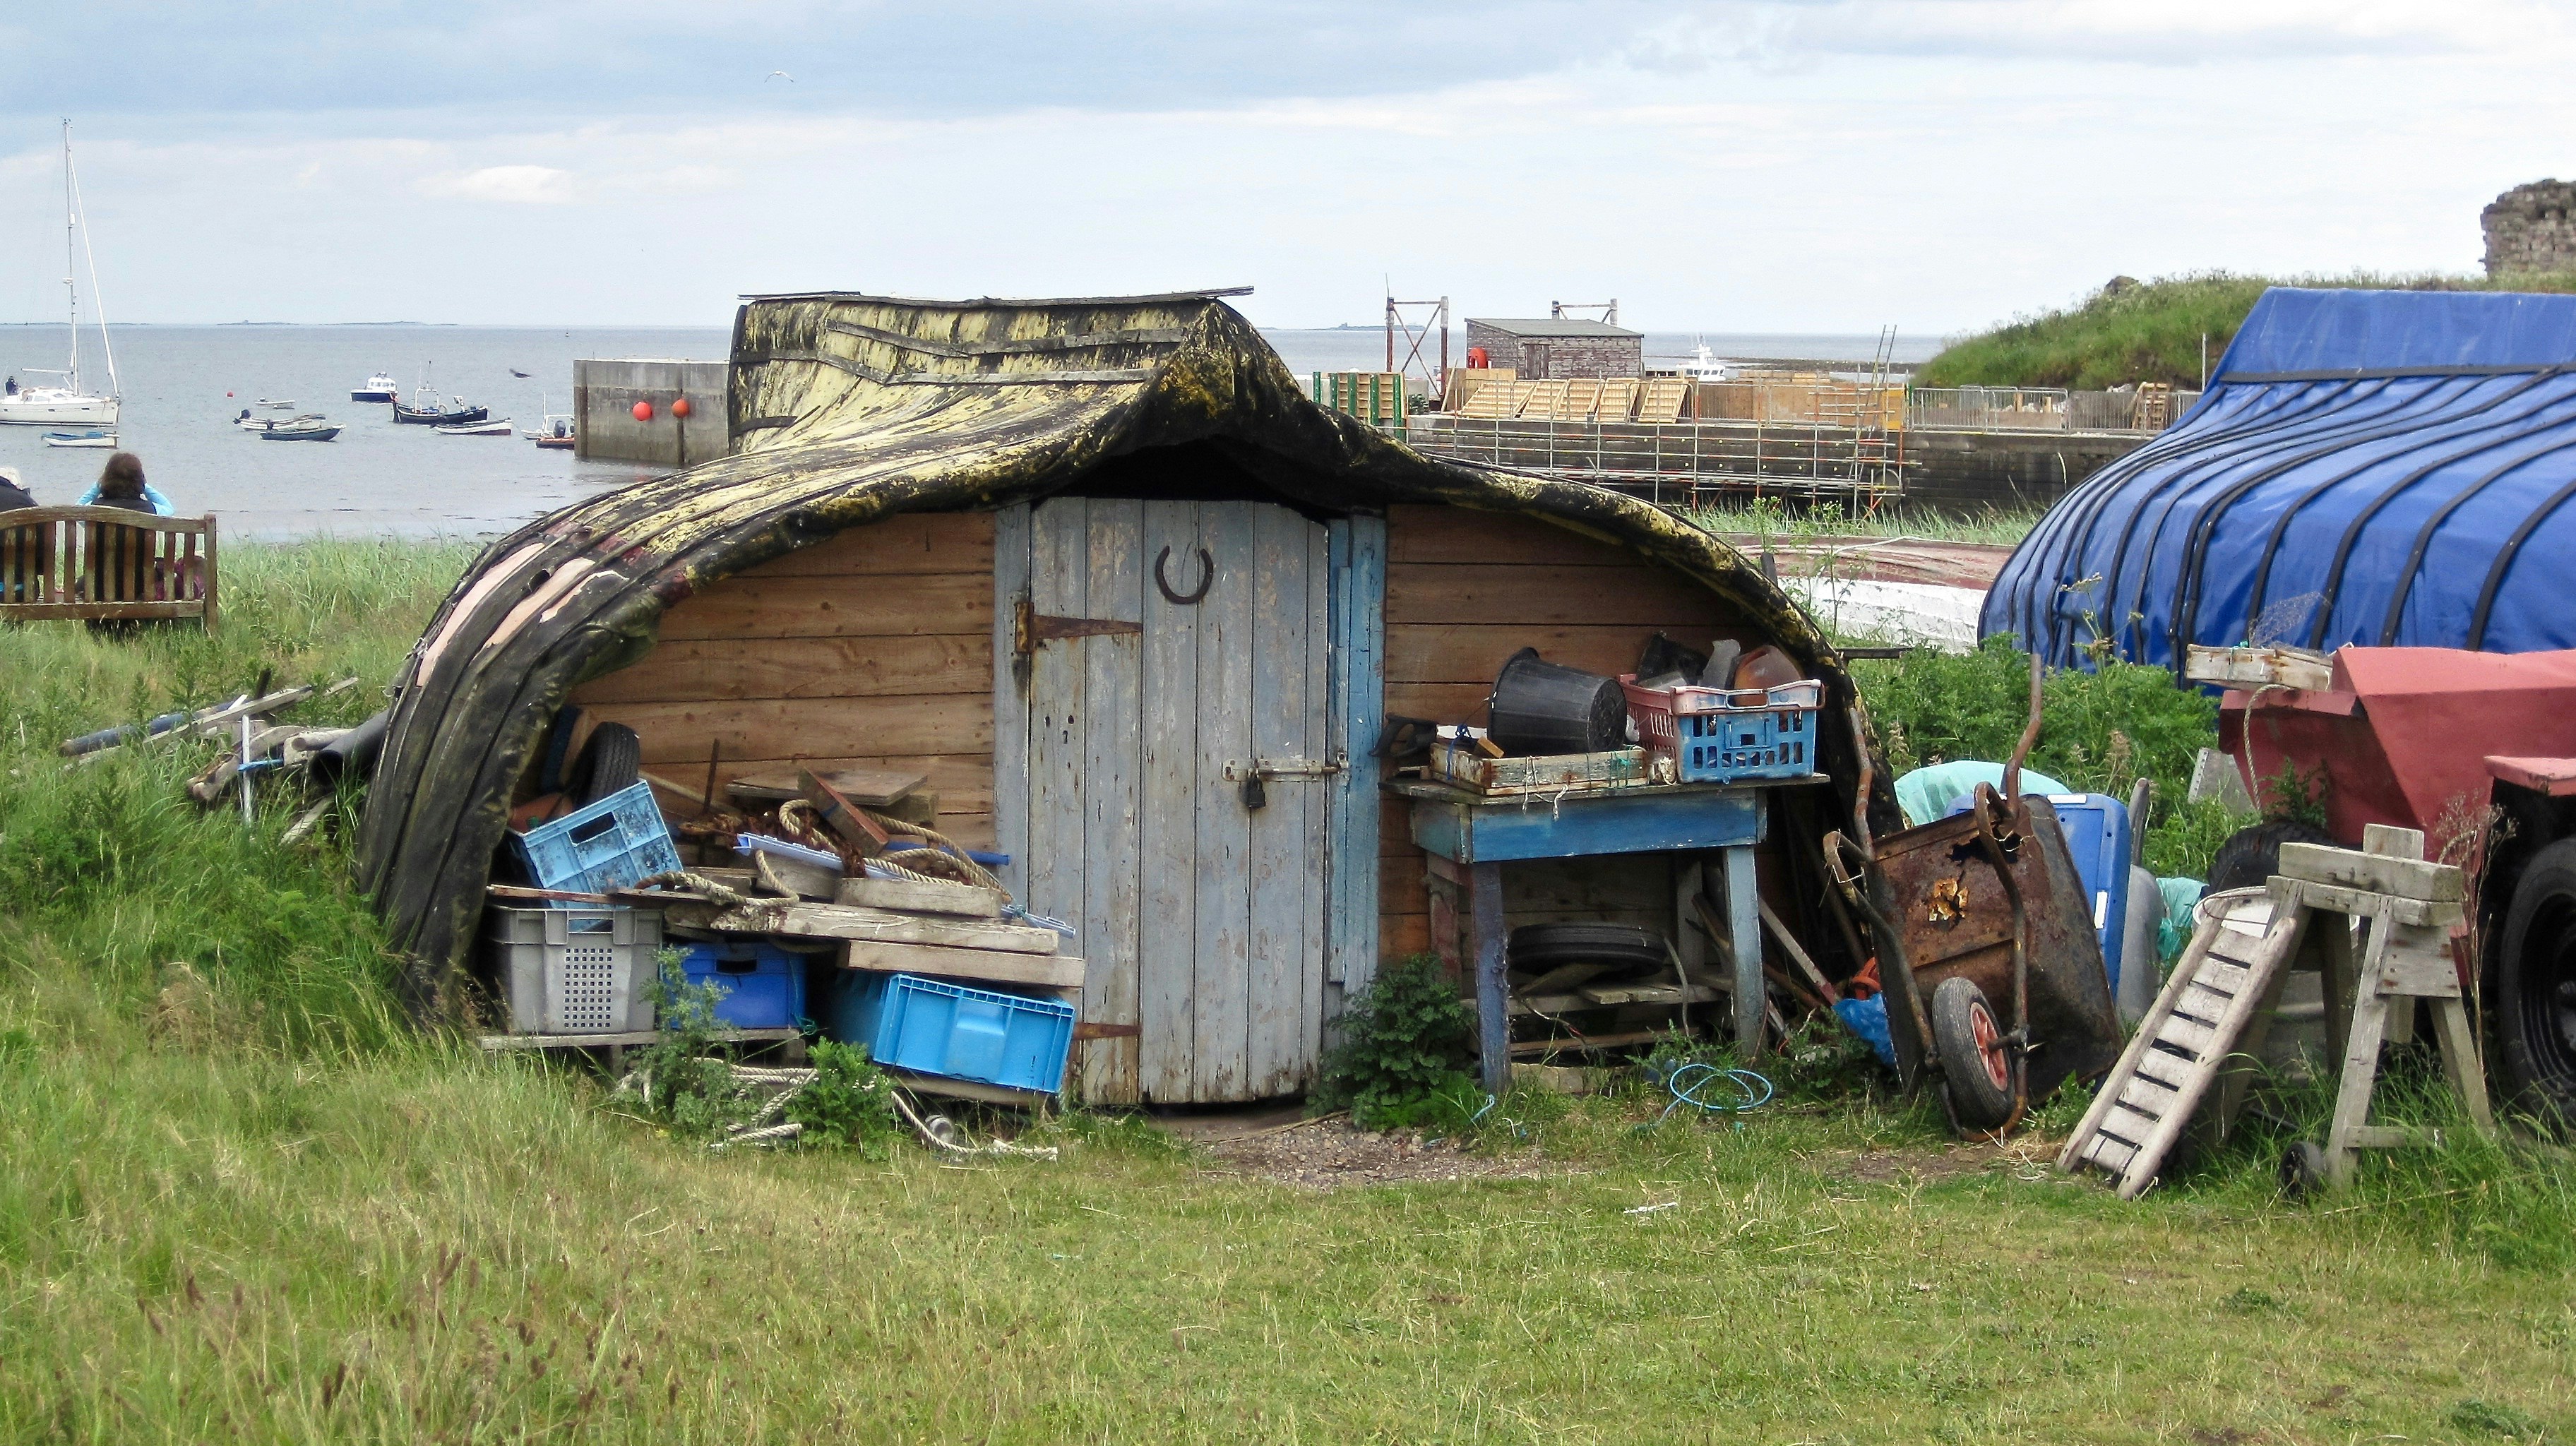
[1920,270,2576,390]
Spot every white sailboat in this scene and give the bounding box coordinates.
[0,121,119,428]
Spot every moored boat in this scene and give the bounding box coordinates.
[258,420,341,442]
[351,372,398,402]
[0,124,120,429]
[42,428,117,448]
[527,411,575,449]
[434,416,513,436]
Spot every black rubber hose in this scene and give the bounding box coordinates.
[309,707,390,787]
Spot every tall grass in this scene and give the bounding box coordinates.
[1920,269,2576,390]
[1687,498,2044,548]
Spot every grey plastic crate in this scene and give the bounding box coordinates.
[486,904,662,1034]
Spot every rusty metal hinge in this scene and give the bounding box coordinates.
[1013,596,1143,658]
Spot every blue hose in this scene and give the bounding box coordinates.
[1659,1062,1774,1123]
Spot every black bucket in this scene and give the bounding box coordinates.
[1487,648,1627,755]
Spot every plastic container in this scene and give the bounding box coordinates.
[1487,647,1628,755]
[487,904,661,1034]
[512,779,683,900]
[672,938,809,1030]
[821,972,1078,1094]
[1619,675,1823,784]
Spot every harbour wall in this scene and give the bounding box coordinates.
[573,359,729,467]
[1900,428,2152,515]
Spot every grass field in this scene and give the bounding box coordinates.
[5,538,2572,1443]
[1919,270,2576,390]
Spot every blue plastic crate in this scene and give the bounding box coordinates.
[1666,681,1821,784]
[822,972,1076,1094]
[673,938,810,1031]
[512,780,683,900]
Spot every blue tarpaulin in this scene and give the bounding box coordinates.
[1982,288,2576,669]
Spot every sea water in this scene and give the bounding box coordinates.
[0,325,1937,539]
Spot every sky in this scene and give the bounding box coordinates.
[0,0,2568,335]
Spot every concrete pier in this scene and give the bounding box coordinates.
[573,359,727,467]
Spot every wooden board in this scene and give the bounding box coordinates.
[655,571,990,641]
[709,900,1059,953]
[733,511,995,578]
[577,695,991,766]
[730,767,927,806]
[838,940,1087,990]
[566,634,990,705]
[1429,745,1662,796]
[2277,842,2464,903]
[833,875,1004,917]
[1387,563,1734,626]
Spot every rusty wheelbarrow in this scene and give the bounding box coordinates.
[1830,658,2123,1134]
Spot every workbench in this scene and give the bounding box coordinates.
[1390,775,1826,1092]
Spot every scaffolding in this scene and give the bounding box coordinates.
[1399,412,1907,508]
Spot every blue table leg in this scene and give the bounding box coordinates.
[1725,844,1764,1058]
[1472,860,1508,1094]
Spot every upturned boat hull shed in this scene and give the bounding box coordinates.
[361,289,1894,1103]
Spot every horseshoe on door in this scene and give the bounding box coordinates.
[1154,546,1215,605]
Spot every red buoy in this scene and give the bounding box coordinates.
[671,397,692,419]
[632,400,653,422]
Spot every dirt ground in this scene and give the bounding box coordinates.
[1164,1109,1563,1190]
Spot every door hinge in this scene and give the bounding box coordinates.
[1013,596,1143,658]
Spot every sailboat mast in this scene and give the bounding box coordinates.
[61,119,77,397]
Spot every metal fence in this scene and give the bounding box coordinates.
[1400,414,1906,505]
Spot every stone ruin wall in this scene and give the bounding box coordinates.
[2485,181,2576,277]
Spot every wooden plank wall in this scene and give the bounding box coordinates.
[567,512,998,848]
[1378,503,1766,960]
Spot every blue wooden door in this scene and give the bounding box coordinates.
[1001,498,1336,1103]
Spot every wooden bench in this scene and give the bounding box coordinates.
[0,507,218,630]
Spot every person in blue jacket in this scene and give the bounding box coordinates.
[77,452,174,515]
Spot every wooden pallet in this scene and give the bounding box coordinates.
[1636,378,1690,424]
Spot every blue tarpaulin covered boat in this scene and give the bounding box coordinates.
[1984,287,2576,668]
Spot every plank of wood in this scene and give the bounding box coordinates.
[885,1067,1054,1109]
[1385,563,1734,627]
[479,1027,799,1051]
[1139,500,1200,1101]
[2272,876,2462,928]
[1246,502,1328,1097]
[1385,622,1751,685]
[1758,897,1838,1003]
[992,501,1034,907]
[731,767,927,807]
[801,768,890,854]
[839,939,1087,989]
[1386,505,1650,568]
[722,902,1059,953]
[657,570,990,641]
[568,634,992,705]
[732,511,996,578]
[833,875,1003,917]
[2277,842,2463,902]
[1077,496,1145,1105]
[1191,500,1257,1101]
[1508,1029,1665,1056]
[2132,1048,2195,1089]
[2158,1013,2219,1055]
[1326,514,1389,996]
[576,695,992,766]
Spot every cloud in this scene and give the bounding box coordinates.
[1625,0,2564,71]
[419,164,575,204]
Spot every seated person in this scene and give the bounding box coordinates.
[83,453,172,515]
[0,466,44,602]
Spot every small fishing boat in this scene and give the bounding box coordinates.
[256,398,296,410]
[350,372,398,402]
[258,419,340,442]
[239,409,327,434]
[526,407,575,449]
[394,396,487,425]
[42,428,117,448]
[434,416,513,436]
[392,362,488,425]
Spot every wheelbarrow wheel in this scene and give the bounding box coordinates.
[1932,976,2016,1131]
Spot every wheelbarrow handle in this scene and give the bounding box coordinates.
[2003,653,2043,805]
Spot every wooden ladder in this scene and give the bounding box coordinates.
[2059,883,2306,1197]
[2062,825,2493,1196]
